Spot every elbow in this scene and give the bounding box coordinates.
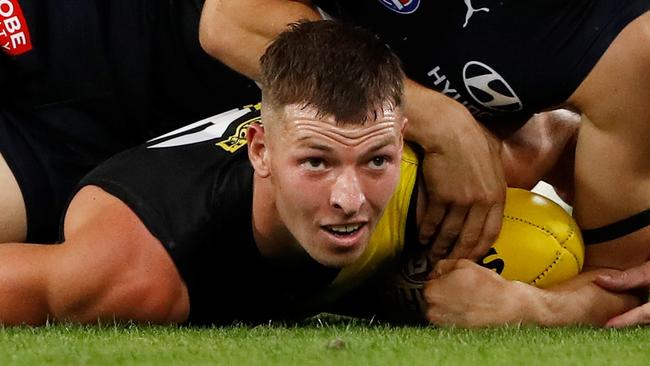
[50,274,190,325]
[114,277,190,324]
[198,2,239,63]
[140,278,190,324]
[198,20,227,62]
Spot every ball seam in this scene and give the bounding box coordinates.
[502,215,578,286]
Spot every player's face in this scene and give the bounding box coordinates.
[267,104,406,267]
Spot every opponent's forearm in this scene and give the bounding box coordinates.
[403,79,484,152]
[518,268,641,326]
[199,0,321,79]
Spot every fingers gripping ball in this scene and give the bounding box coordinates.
[480,188,584,288]
[382,188,584,322]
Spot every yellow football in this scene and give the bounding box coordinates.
[378,187,585,322]
[480,188,584,288]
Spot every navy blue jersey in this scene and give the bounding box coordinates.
[315,0,650,137]
[2,0,258,143]
[0,1,259,242]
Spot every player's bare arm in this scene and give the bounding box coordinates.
[566,10,650,327]
[0,155,27,243]
[424,243,645,327]
[567,11,650,230]
[199,0,321,80]
[499,109,580,203]
[0,185,188,325]
[595,261,650,327]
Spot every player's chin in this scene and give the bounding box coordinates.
[314,250,365,268]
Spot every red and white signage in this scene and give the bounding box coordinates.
[0,0,32,56]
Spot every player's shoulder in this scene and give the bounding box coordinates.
[146,104,261,152]
[82,104,261,193]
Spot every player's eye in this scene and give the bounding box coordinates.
[301,158,327,171]
[368,156,390,170]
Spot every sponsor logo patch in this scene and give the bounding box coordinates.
[462,0,490,28]
[0,0,32,56]
[378,0,420,15]
[462,61,523,112]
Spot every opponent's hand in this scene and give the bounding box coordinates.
[418,118,506,263]
[403,80,506,263]
[595,263,650,327]
[423,259,526,327]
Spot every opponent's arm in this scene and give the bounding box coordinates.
[0,186,189,325]
[199,0,321,80]
[565,11,650,327]
[404,79,506,262]
[595,263,650,327]
[499,109,580,202]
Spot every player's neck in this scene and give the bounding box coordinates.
[251,175,304,262]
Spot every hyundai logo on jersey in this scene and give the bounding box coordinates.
[379,0,420,14]
[462,61,523,112]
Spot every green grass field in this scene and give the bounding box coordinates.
[1,316,650,366]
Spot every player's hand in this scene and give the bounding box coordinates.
[595,263,650,327]
[403,80,506,263]
[418,118,506,263]
[423,259,526,327]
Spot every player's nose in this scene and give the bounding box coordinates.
[329,168,366,216]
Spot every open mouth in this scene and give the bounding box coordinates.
[323,223,365,237]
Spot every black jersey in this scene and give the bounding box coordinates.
[315,0,650,137]
[77,105,420,325]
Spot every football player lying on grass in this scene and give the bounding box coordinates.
[0,20,641,327]
[0,20,412,325]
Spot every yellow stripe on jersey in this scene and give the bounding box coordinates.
[322,144,419,301]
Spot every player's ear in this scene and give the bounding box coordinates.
[247,123,271,178]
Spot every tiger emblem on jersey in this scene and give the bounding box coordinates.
[216,117,259,153]
[147,104,261,153]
